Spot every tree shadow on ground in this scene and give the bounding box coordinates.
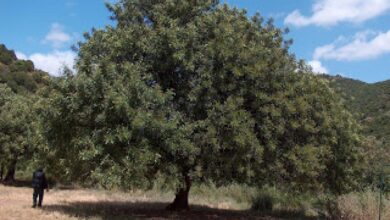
[42,200,322,220]
[1,179,58,188]
[1,179,31,188]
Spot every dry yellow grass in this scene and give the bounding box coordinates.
[0,184,278,220]
[328,191,390,220]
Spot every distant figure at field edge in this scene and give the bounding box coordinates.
[32,167,49,208]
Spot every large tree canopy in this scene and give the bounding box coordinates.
[42,0,363,210]
[39,65,192,189]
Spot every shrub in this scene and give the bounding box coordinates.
[251,186,323,217]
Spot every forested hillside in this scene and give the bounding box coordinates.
[0,44,49,94]
[325,75,390,146]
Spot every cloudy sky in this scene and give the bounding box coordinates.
[1,0,389,83]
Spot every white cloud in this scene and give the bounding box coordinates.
[43,23,72,48]
[285,0,390,27]
[13,23,77,76]
[308,60,328,73]
[16,51,76,76]
[15,52,28,60]
[314,30,390,61]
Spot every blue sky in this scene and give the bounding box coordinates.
[1,0,390,83]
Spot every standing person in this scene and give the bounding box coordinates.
[32,167,49,208]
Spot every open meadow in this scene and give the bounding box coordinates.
[0,184,280,220]
[1,183,389,220]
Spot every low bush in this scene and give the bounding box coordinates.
[251,185,324,218]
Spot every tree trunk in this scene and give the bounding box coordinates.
[0,163,3,181]
[166,173,191,211]
[4,160,17,183]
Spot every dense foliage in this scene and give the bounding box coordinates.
[321,75,390,187]
[36,0,364,210]
[38,65,186,189]
[0,84,36,182]
[0,44,17,65]
[0,44,48,182]
[0,1,378,213]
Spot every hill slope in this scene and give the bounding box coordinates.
[325,75,390,145]
[0,44,49,94]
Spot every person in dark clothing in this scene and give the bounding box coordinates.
[32,167,49,208]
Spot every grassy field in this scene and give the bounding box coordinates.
[0,184,281,220]
[1,183,388,220]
